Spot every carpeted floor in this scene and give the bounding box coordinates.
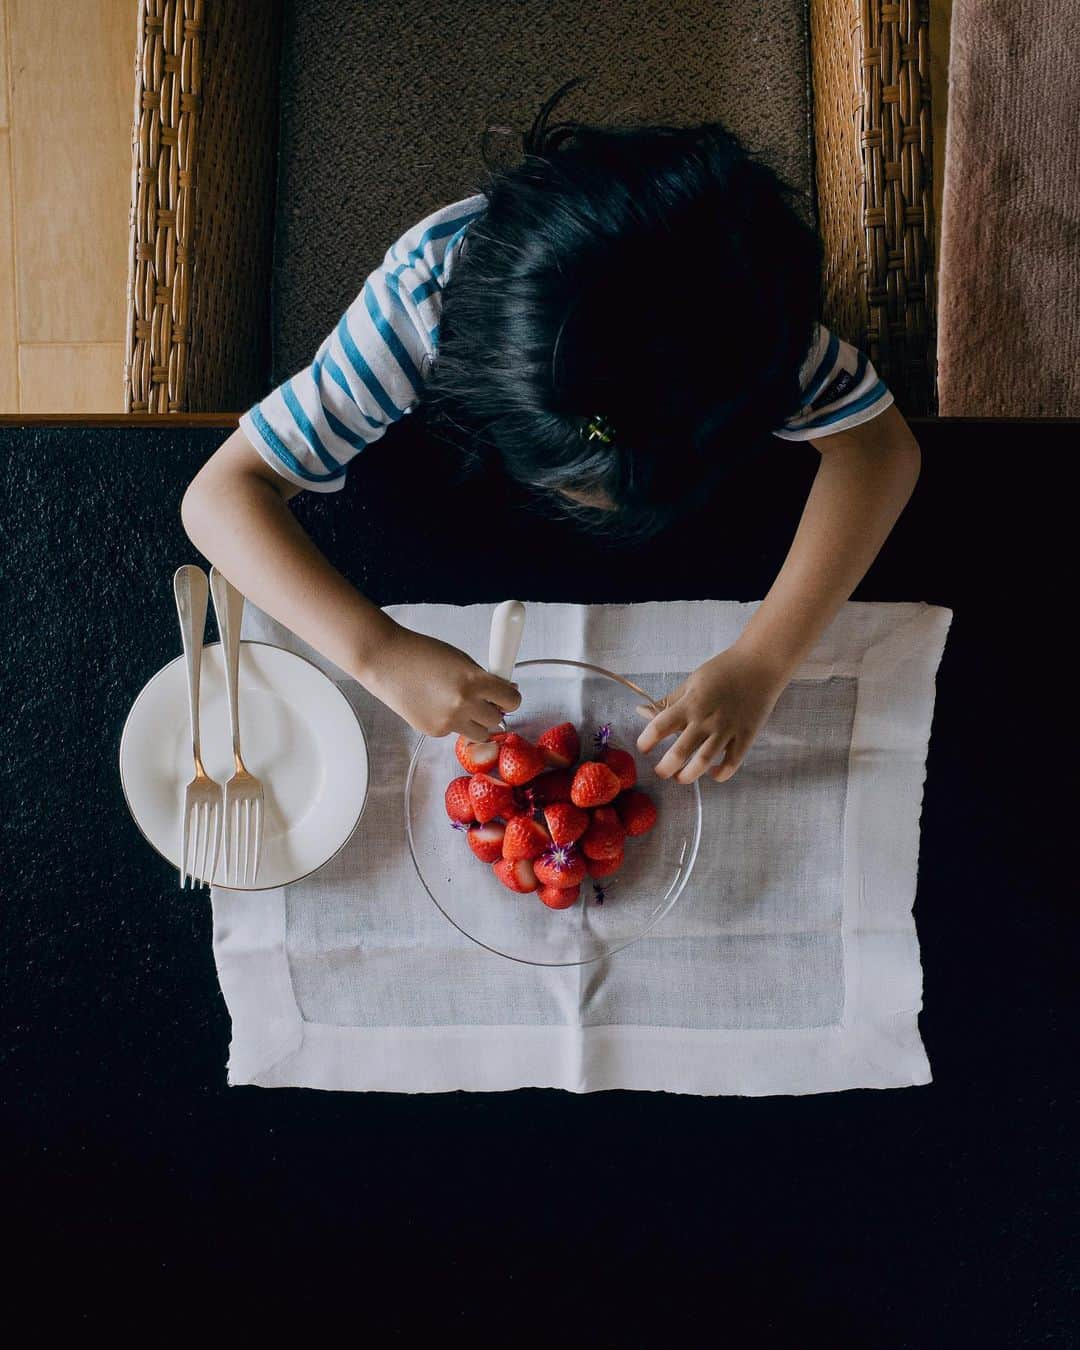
[937,0,1080,416]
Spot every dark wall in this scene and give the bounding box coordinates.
[0,418,1072,1341]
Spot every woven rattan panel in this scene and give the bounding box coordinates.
[270,0,817,386]
[810,0,936,414]
[125,0,281,413]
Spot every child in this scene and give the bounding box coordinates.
[182,80,921,786]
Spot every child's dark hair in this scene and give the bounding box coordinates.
[417,78,824,541]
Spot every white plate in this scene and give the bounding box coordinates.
[119,641,369,889]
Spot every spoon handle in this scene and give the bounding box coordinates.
[488,600,526,680]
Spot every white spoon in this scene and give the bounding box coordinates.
[487,599,526,681]
[487,600,526,730]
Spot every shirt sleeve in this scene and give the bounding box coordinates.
[239,192,488,493]
[771,322,895,441]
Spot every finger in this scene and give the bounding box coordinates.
[636,704,683,754]
[477,675,522,713]
[469,700,509,735]
[710,736,747,782]
[634,702,661,720]
[460,717,495,742]
[654,726,711,780]
[674,733,725,785]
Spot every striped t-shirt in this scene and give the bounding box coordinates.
[240,193,895,494]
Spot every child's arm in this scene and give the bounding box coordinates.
[181,426,520,741]
[636,401,923,783]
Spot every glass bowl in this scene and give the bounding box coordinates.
[405,659,702,966]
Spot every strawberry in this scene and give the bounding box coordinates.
[570,760,622,808]
[455,736,500,774]
[580,805,626,860]
[538,883,580,910]
[536,721,580,768]
[533,844,587,889]
[543,801,589,847]
[615,789,657,837]
[501,814,552,861]
[493,858,538,893]
[601,746,637,791]
[468,773,515,824]
[466,822,505,863]
[444,775,475,823]
[497,733,547,786]
[586,849,623,878]
[531,768,575,805]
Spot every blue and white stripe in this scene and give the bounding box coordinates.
[240,193,488,493]
[772,321,894,440]
[241,196,895,492]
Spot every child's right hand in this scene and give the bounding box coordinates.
[363,620,521,741]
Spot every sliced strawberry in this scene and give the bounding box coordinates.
[531,768,575,805]
[493,858,538,893]
[580,805,626,860]
[586,849,623,878]
[601,746,637,790]
[570,760,622,808]
[455,736,500,774]
[469,773,515,824]
[466,822,505,863]
[533,844,587,889]
[615,789,657,837]
[444,775,475,823]
[543,801,589,847]
[536,721,580,768]
[501,814,552,861]
[497,733,547,786]
[538,883,580,910]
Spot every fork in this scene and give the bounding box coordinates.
[174,565,223,889]
[209,566,264,887]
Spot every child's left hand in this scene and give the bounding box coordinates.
[634,646,788,785]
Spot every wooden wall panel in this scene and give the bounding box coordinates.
[0,131,17,410]
[0,0,9,128]
[18,342,125,412]
[1,0,133,411]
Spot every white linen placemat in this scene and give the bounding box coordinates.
[211,599,952,1096]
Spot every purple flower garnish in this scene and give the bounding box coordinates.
[449,819,470,832]
[540,843,577,872]
[593,722,613,752]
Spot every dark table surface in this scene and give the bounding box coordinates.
[1,417,1072,1340]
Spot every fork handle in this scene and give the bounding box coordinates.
[209,565,245,761]
[174,565,209,767]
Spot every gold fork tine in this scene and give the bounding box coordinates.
[209,798,223,887]
[252,799,262,886]
[198,801,210,888]
[203,800,218,888]
[226,799,236,887]
[180,802,192,888]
